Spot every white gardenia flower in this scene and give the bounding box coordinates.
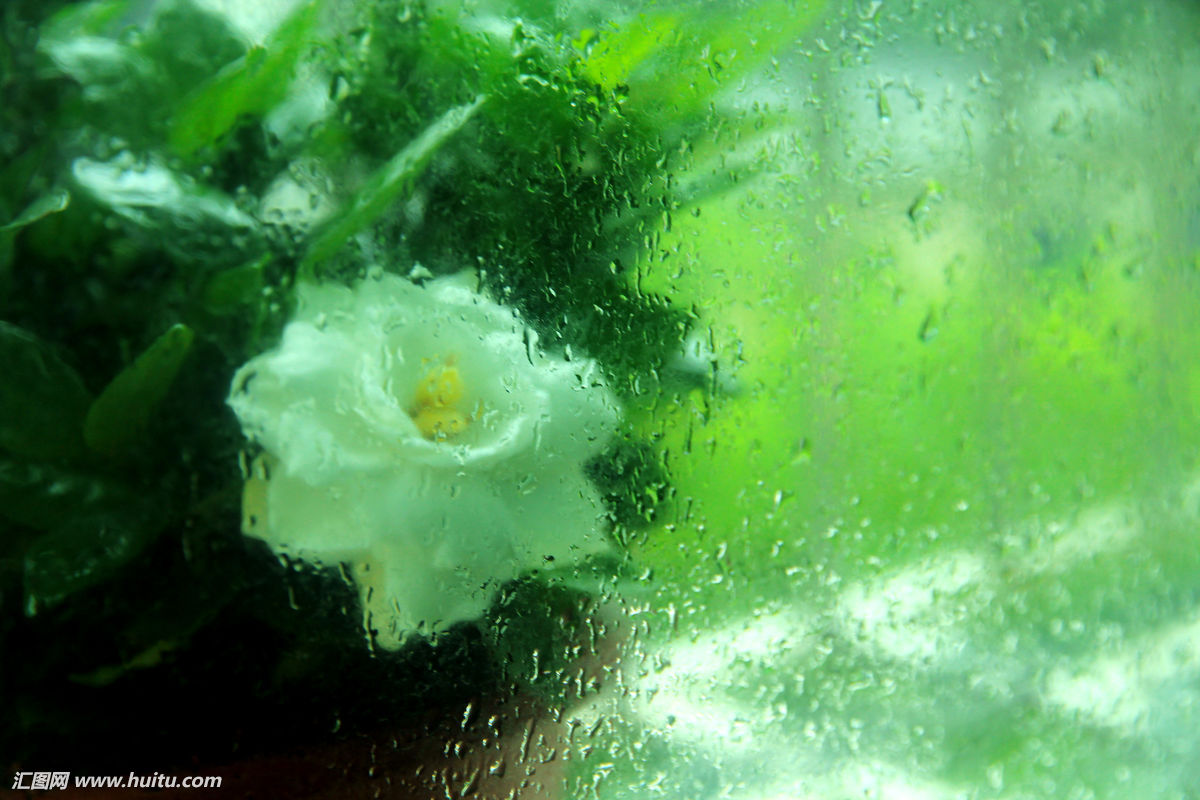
[228,271,620,648]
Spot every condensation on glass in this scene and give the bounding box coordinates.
[3,1,1199,799]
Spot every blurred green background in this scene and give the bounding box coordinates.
[596,2,1200,799]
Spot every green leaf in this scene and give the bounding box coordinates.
[168,0,323,156]
[0,188,70,295]
[71,157,255,231]
[38,0,152,97]
[200,254,270,315]
[135,0,247,101]
[1,455,166,615]
[39,0,131,42]
[24,509,163,614]
[0,457,131,532]
[84,323,194,457]
[585,0,826,128]
[302,95,486,269]
[0,189,71,232]
[69,156,261,266]
[0,322,92,462]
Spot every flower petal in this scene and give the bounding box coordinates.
[228,269,623,647]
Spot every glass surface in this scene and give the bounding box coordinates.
[3,0,1199,798]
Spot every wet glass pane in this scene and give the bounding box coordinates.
[4,0,1199,798]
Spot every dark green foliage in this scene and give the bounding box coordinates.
[0,321,92,462]
[23,507,165,613]
[587,439,672,539]
[486,574,616,703]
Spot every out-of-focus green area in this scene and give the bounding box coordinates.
[586,2,1200,799]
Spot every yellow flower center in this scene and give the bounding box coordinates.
[411,359,470,440]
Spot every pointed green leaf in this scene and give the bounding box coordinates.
[168,0,323,156]
[84,323,194,457]
[302,95,486,269]
[0,189,71,233]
